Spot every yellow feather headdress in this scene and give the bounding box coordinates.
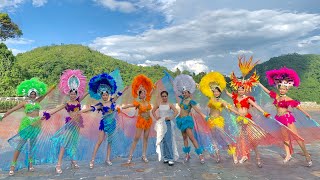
[199,72,226,98]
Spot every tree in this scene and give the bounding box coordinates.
[0,43,21,96]
[174,68,181,76]
[0,13,22,41]
[0,43,16,77]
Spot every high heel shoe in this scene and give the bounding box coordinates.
[256,158,262,168]
[28,162,35,172]
[307,160,312,167]
[283,155,292,164]
[141,155,149,163]
[239,156,248,164]
[105,160,112,166]
[127,155,133,164]
[71,161,79,169]
[215,150,221,163]
[306,155,312,167]
[55,164,62,174]
[184,153,190,162]
[89,160,94,169]
[233,154,238,164]
[199,154,205,164]
[233,159,238,164]
[9,165,15,176]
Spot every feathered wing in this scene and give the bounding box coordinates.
[109,73,164,158]
[75,69,132,162]
[190,89,214,153]
[0,87,66,170]
[252,85,320,145]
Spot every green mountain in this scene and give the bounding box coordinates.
[254,53,320,103]
[13,44,173,89]
[2,44,320,104]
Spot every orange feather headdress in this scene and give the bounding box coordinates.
[230,55,259,92]
[131,74,154,101]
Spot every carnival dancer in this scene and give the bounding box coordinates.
[258,67,313,166]
[80,72,128,168]
[152,90,179,166]
[47,69,87,174]
[1,78,53,175]
[199,72,239,163]
[226,56,272,168]
[173,74,206,164]
[120,74,154,164]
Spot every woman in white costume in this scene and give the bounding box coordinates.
[152,91,179,166]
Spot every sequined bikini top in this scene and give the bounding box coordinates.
[207,99,223,112]
[269,91,300,108]
[65,101,81,112]
[232,93,255,109]
[179,95,197,113]
[25,101,41,113]
[133,100,152,113]
[95,101,116,115]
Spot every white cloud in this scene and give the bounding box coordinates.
[134,0,177,22]
[9,48,26,55]
[3,38,35,45]
[0,0,47,10]
[32,0,47,7]
[0,0,24,10]
[93,0,177,21]
[173,59,209,74]
[138,58,208,74]
[90,9,320,74]
[298,36,320,47]
[138,59,176,68]
[230,50,253,55]
[93,0,136,13]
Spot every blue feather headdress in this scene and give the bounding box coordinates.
[88,73,117,100]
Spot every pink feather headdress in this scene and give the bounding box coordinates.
[266,67,300,88]
[59,69,87,97]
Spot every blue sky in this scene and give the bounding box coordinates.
[1,0,320,75]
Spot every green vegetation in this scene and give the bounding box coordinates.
[0,13,22,41]
[0,43,22,96]
[1,44,319,108]
[1,44,179,97]
[255,53,320,103]
[0,101,18,112]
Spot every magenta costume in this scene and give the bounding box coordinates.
[269,91,300,126]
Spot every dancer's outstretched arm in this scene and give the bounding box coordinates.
[80,103,102,114]
[36,85,56,102]
[225,89,232,98]
[192,105,206,119]
[258,82,271,94]
[2,101,26,119]
[248,99,270,117]
[79,92,89,102]
[222,101,240,115]
[122,104,136,109]
[111,86,129,103]
[296,105,312,119]
[48,104,66,116]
